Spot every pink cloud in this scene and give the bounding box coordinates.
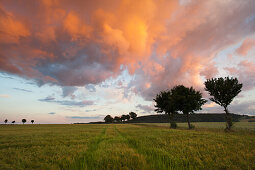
[236,38,255,56]
[0,0,255,101]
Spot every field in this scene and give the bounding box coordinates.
[0,123,255,169]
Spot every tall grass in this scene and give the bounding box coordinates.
[0,123,254,169]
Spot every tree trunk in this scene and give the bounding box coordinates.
[186,112,191,129]
[168,113,176,128]
[224,106,232,130]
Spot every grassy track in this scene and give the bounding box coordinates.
[0,123,255,169]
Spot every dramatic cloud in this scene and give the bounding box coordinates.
[0,0,255,101]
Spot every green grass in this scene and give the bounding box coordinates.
[0,123,255,169]
[138,122,255,131]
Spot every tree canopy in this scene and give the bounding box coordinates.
[204,77,242,108]
[104,115,113,123]
[204,77,242,130]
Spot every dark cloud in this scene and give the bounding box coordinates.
[66,116,101,119]
[39,96,94,107]
[13,88,32,93]
[62,86,77,98]
[136,104,154,113]
[48,112,56,115]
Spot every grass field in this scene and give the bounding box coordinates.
[0,123,255,169]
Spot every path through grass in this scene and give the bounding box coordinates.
[0,123,254,169]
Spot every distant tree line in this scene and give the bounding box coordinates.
[104,112,137,123]
[154,77,242,131]
[2,119,35,124]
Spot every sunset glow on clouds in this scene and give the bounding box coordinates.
[0,0,255,123]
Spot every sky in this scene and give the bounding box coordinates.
[0,0,255,124]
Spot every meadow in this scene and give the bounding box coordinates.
[0,123,255,169]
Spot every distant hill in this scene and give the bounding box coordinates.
[126,113,250,123]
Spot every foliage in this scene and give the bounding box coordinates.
[114,116,121,123]
[22,119,27,124]
[31,120,34,124]
[171,85,207,129]
[126,114,130,121]
[154,90,177,128]
[4,119,8,124]
[0,124,254,169]
[104,115,113,123]
[12,121,15,124]
[204,77,242,130]
[129,112,137,119]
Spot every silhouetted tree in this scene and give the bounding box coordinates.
[171,85,207,129]
[114,116,121,123]
[154,90,177,128]
[129,112,137,119]
[126,114,130,121]
[121,115,126,122]
[31,120,34,124]
[12,121,15,124]
[104,115,113,123]
[22,119,26,124]
[4,119,8,124]
[204,77,242,130]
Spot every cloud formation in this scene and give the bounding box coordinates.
[0,0,255,101]
[39,96,94,107]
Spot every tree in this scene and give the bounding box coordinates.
[4,119,8,124]
[129,112,137,119]
[154,90,177,128]
[204,77,242,130]
[22,119,26,124]
[126,114,130,121]
[104,115,113,123]
[121,115,126,122]
[114,116,121,123]
[31,120,34,124]
[12,121,15,124]
[171,85,207,129]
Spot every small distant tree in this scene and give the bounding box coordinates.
[171,85,207,129]
[126,114,130,121]
[22,119,27,124]
[12,121,15,124]
[104,115,113,123]
[129,112,137,119]
[114,116,121,123]
[4,119,8,124]
[121,115,126,122]
[204,77,242,130]
[31,120,34,124]
[154,90,177,128]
